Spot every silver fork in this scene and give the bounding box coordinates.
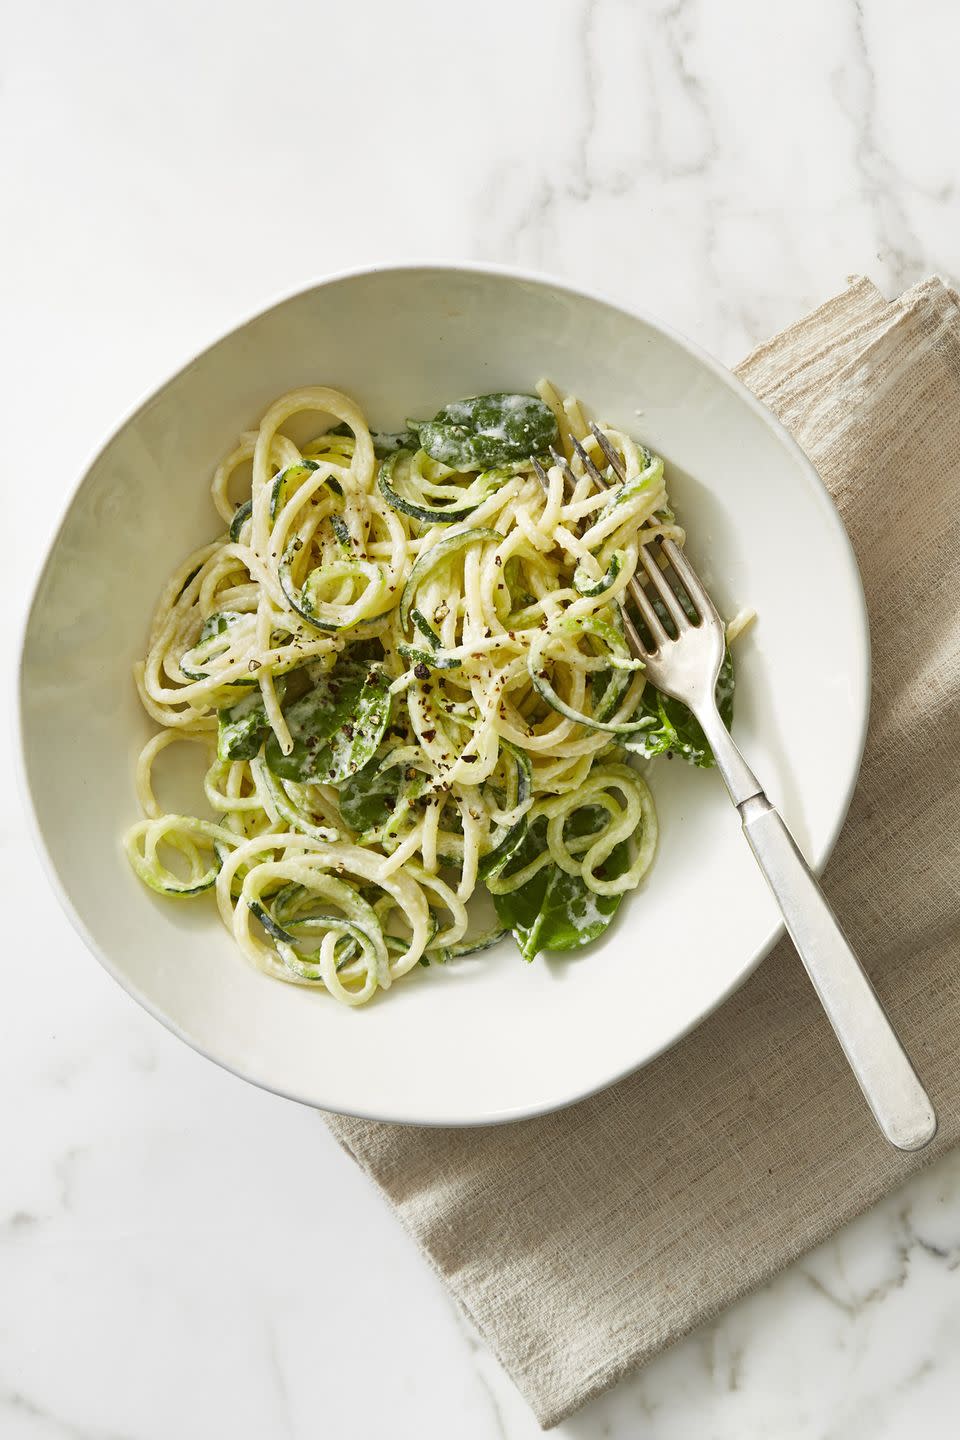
[534,425,937,1152]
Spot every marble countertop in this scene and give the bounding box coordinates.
[4,2,960,1435]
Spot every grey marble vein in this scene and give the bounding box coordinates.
[841,0,927,290]
[0,1387,134,1440]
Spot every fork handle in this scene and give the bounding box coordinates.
[700,720,937,1152]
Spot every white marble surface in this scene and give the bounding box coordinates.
[4,1,960,1435]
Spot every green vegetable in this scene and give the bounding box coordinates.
[174,563,202,601]
[397,609,462,669]
[378,450,483,525]
[328,421,418,459]
[344,636,386,667]
[492,811,630,962]
[624,649,735,766]
[250,875,387,982]
[409,393,559,470]
[372,429,420,458]
[338,751,431,836]
[428,927,509,963]
[218,686,275,761]
[229,500,252,542]
[251,891,376,974]
[619,584,737,766]
[477,743,533,879]
[181,610,251,683]
[399,527,503,629]
[337,757,402,832]
[250,759,338,842]
[264,662,391,784]
[126,816,237,897]
[411,609,443,646]
[396,609,462,669]
[182,613,233,679]
[397,644,463,670]
[603,449,664,510]
[277,544,384,632]
[527,616,647,734]
[573,550,624,598]
[199,611,235,644]
[271,460,319,520]
[330,513,353,550]
[248,899,298,946]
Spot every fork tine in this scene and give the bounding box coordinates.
[626,575,670,650]
[547,445,580,495]
[619,605,648,657]
[569,434,610,489]
[534,453,577,505]
[660,538,723,627]
[531,455,551,496]
[637,542,690,631]
[589,422,627,481]
[545,443,665,651]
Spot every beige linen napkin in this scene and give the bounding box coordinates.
[328,276,960,1428]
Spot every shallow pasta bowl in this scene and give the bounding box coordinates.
[16,264,870,1126]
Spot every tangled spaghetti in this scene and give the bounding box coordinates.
[126,381,728,1005]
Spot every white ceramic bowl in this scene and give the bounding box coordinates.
[17,264,869,1125]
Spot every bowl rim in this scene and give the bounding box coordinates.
[14,260,871,1126]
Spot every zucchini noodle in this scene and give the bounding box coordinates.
[125,382,729,1005]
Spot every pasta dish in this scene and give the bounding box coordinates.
[126,383,738,1005]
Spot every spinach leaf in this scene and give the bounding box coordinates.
[343,637,385,666]
[216,656,346,762]
[372,429,420,458]
[492,811,630,962]
[410,393,559,470]
[218,686,275,762]
[264,662,391,784]
[337,758,400,832]
[338,752,432,835]
[328,421,419,458]
[622,648,734,766]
